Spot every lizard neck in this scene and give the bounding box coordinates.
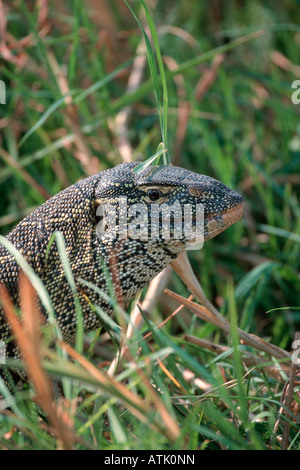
[94,235,185,305]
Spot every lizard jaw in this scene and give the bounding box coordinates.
[204,200,245,240]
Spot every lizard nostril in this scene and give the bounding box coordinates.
[188,186,201,197]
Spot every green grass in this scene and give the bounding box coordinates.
[0,0,300,450]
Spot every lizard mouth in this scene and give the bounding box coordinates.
[204,200,245,240]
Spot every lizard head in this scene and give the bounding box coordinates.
[93,162,244,251]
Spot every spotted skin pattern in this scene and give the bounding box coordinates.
[0,162,244,385]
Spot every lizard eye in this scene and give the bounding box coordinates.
[147,188,161,201]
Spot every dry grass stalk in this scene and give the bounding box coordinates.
[194,53,225,102]
[61,341,180,441]
[47,52,99,176]
[115,38,147,163]
[107,266,172,377]
[162,55,189,166]
[184,334,291,381]
[182,369,212,392]
[0,147,51,200]
[0,273,74,449]
[170,251,290,361]
[60,341,147,421]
